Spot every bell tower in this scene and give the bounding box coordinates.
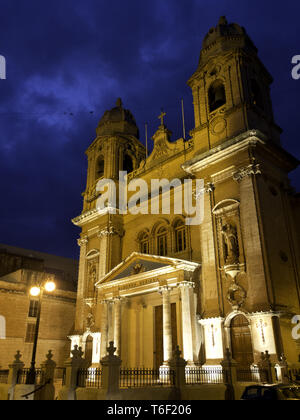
[72,99,145,334]
[83,98,145,214]
[184,17,300,366]
[188,16,281,153]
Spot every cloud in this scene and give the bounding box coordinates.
[0,0,299,258]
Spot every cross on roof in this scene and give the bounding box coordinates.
[158,109,166,126]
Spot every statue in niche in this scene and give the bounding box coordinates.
[86,312,95,331]
[89,262,97,283]
[222,223,239,265]
[87,262,97,297]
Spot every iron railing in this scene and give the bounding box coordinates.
[77,368,102,389]
[17,368,44,385]
[185,366,223,384]
[0,369,9,384]
[119,367,175,388]
[289,368,300,382]
[236,367,262,383]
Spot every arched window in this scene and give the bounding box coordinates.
[208,80,226,113]
[139,232,150,254]
[157,226,168,256]
[123,153,134,174]
[250,79,264,110]
[96,156,105,180]
[174,220,187,253]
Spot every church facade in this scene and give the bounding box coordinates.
[70,17,300,370]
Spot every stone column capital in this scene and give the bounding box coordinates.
[97,224,124,239]
[177,281,195,290]
[233,163,261,182]
[193,182,215,199]
[99,299,109,305]
[112,296,124,303]
[77,237,88,247]
[158,285,172,294]
[205,182,215,193]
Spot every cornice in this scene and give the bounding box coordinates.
[182,130,266,174]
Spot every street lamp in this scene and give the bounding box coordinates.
[26,275,56,385]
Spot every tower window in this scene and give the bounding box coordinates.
[208,80,226,112]
[250,79,264,110]
[123,154,134,174]
[157,226,168,256]
[96,156,105,180]
[174,220,187,253]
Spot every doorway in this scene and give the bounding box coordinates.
[85,335,93,366]
[230,315,254,367]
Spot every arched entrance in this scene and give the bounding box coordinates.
[85,335,93,366]
[230,315,254,367]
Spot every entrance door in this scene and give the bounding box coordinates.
[230,315,254,367]
[154,303,177,368]
[85,335,93,366]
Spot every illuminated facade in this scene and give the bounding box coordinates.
[71,17,300,369]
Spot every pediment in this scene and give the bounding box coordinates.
[96,252,198,286]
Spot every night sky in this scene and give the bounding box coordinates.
[0,0,299,260]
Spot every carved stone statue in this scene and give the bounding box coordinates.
[86,312,95,331]
[89,263,97,283]
[222,223,239,265]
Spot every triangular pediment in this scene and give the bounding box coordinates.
[96,252,198,286]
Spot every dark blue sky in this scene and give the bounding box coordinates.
[0,0,299,259]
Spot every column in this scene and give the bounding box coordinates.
[100,300,108,359]
[107,301,114,343]
[113,297,122,356]
[98,224,123,278]
[159,286,173,364]
[98,231,109,278]
[76,237,88,332]
[178,282,194,363]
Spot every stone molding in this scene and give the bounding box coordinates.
[233,163,261,182]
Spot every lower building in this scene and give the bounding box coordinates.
[0,244,78,368]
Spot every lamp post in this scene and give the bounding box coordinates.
[26,276,56,385]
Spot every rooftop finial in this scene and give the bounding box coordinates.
[218,16,228,26]
[116,98,123,108]
[158,109,166,126]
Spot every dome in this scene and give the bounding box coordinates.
[202,16,256,51]
[96,98,139,138]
